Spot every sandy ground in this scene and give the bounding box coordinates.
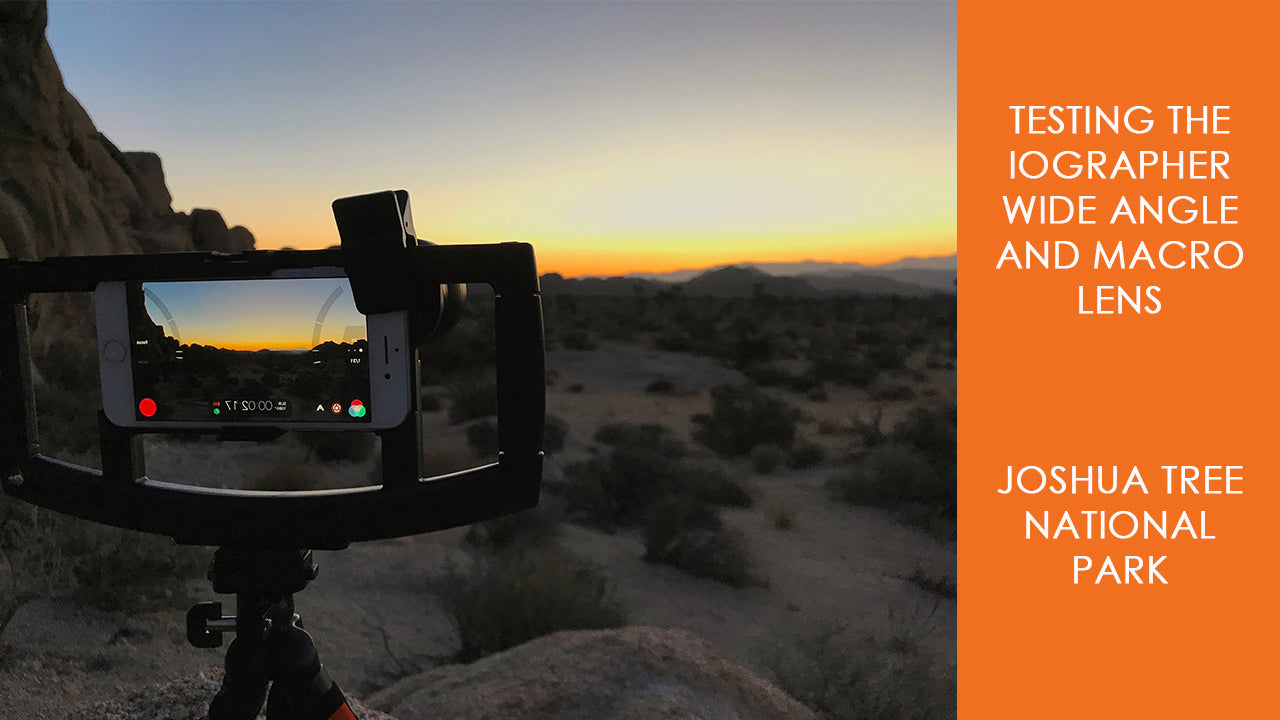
[0,341,955,717]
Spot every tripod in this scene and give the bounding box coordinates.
[186,548,358,720]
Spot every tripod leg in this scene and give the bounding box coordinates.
[264,681,296,720]
[205,635,271,720]
[267,619,358,720]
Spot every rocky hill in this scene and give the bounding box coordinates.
[0,0,254,262]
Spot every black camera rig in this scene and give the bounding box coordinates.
[0,190,546,550]
[1,189,546,720]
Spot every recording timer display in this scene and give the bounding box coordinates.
[127,278,373,424]
[213,400,290,415]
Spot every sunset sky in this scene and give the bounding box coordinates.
[143,278,364,351]
[47,1,955,277]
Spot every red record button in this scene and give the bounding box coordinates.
[139,398,157,417]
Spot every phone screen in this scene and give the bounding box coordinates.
[127,277,373,423]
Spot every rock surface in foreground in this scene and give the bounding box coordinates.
[368,626,816,720]
[65,668,397,720]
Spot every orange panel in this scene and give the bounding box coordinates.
[959,2,1279,717]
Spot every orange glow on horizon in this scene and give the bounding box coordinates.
[253,220,956,279]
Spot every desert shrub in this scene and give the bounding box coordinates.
[464,506,560,551]
[751,444,784,474]
[740,363,791,388]
[33,381,101,460]
[891,404,956,477]
[468,414,567,458]
[560,460,618,528]
[788,373,822,394]
[559,330,598,351]
[868,379,915,402]
[907,567,957,600]
[419,392,443,412]
[849,406,889,448]
[641,496,762,587]
[692,468,753,508]
[770,504,796,530]
[766,624,950,720]
[866,342,908,371]
[295,431,376,464]
[447,376,498,424]
[438,545,626,662]
[70,528,207,612]
[593,422,666,447]
[817,420,842,436]
[828,403,956,538]
[563,423,751,528]
[654,332,691,352]
[1,493,204,622]
[466,420,499,457]
[810,356,879,388]
[645,378,677,394]
[417,305,496,383]
[692,384,799,457]
[34,335,98,391]
[27,331,102,461]
[544,414,569,455]
[787,440,826,469]
[826,444,940,508]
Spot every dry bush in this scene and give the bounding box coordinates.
[464,506,561,551]
[766,622,951,720]
[827,403,956,539]
[437,545,626,662]
[751,444,784,474]
[640,495,763,587]
[692,384,799,457]
[562,423,750,529]
[1,493,204,624]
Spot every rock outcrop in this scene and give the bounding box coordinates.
[368,626,816,720]
[0,0,255,261]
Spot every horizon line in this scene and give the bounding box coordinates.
[550,251,958,280]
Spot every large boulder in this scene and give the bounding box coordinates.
[121,150,173,215]
[368,626,816,720]
[0,0,253,261]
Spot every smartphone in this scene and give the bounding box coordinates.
[95,269,412,430]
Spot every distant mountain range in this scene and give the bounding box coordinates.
[539,255,956,297]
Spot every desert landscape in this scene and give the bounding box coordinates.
[1,3,955,717]
[1,285,957,720]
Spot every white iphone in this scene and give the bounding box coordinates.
[95,269,412,430]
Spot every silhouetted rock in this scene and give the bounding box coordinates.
[190,207,230,251]
[228,224,256,252]
[368,626,815,720]
[122,150,173,215]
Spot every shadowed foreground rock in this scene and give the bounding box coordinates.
[66,669,398,720]
[367,626,816,720]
